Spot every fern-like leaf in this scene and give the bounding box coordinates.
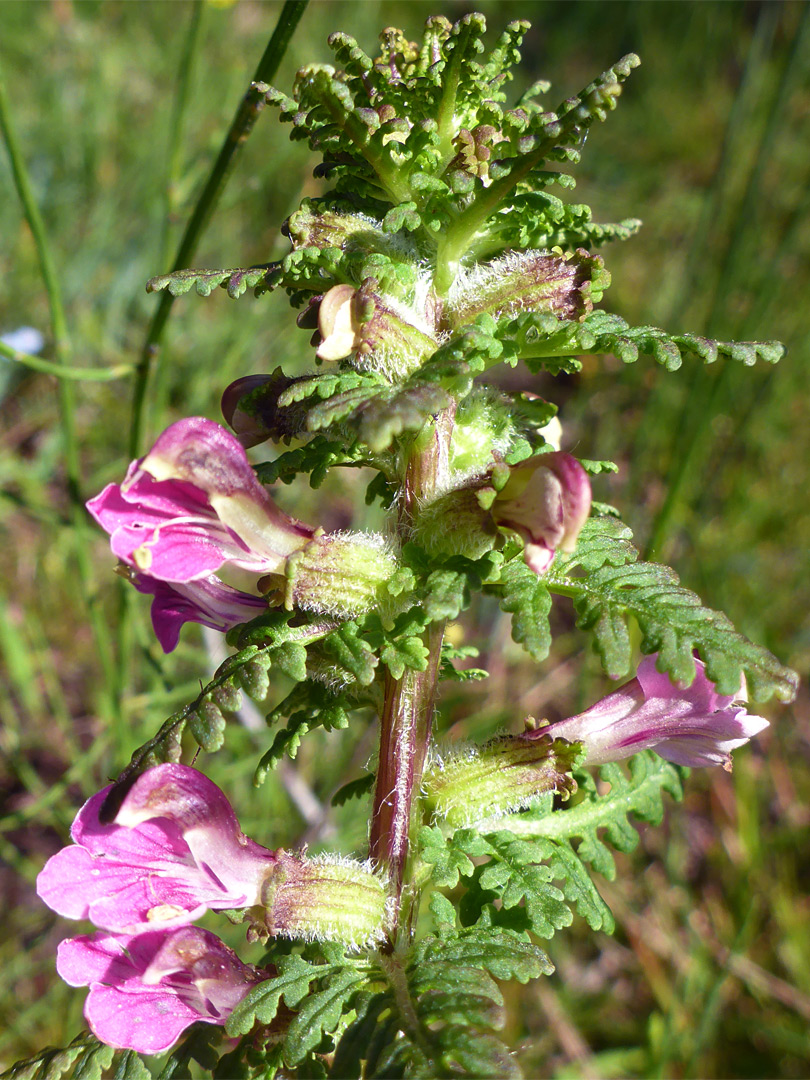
[547,519,798,701]
[0,1034,114,1080]
[330,927,550,1079]
[506,751,685,882]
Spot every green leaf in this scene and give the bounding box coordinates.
[380,634,430,679]
[331,772,375,806]
[419,825,491,888]
[213,1041,284,1080]
[477,831,573,939]
[255,436,385,488]
[284,967,368,1067]
[514,308,786,372]
[99,640,287,817]
[145,265,276,298]
[255,714,311,781]
[532,837,615,932]
[424,569,469,622]
[549,519,798,701]
[358,383,452,453]
[429,1029,520,1079]
[420,926,554,984]
[331,923,549,1079]
[429,891,458,932]
[226,954,324,1037]
[255,681,353,784]
[513,752,684,882]
[187,698,226,752]
[562,515,637,573]
[155,1025,221,1080]
[318,622,378,686]
[1,1034,114,1080]
[270,641,309,683]
[498,557,552,661]
[111,1052,151,1080]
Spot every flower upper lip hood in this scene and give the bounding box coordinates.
[36,764,279,933]
[86,417,315,583]
[534,656,769,769]
[56,927,264,1054]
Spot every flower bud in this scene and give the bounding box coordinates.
[316,280,438,379]
[446,248,610,328]
[492,452,592,573]
[285,201,390,255]
[423,737,581,827]
[258,853,389,948]
[220,371,310,448]
[413,488,497,562]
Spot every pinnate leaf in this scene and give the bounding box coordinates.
[550,519,798,701]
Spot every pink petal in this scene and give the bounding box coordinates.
[37,846,154,923]
[140,418,270,500]
[114,765,242,835]
[137,419,314,562]
[57,929,261,1053]
[57,934,140,988]
[71,790,188,858]
[86,878,211,933]
[636,655,735,710]
[86,475,212,534]
[84,982,208,1053]
[108,520,245,581]
[134,575,266,653]
[115,765,278,907]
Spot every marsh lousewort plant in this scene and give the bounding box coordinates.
[27,14,798,1078]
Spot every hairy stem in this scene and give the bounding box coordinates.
[369,628,444,899]
[369,408,455,920]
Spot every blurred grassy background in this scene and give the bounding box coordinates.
[1,1,808,1075]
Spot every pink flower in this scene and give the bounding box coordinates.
[492,452,591,574]
[57,926,264,1053]
[535,656,768,769]
[86,418,315,649]
[37,764,279,933]
[87,412,315,583]
[87,417,314,581]
[127,569,267,653]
